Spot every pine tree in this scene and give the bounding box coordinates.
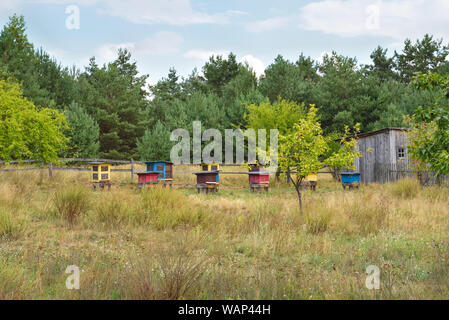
[65,102,100,158]
[137,121,172,161]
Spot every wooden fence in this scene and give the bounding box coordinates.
[0,158,144,181]
[2,158,446,185]
[372,162,448,186]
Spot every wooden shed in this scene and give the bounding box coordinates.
[346,128,410,184]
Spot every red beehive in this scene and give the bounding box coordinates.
[248,160,270,192]
[193,164,220,194]
[137,172,159,186]
[249,173,270,184]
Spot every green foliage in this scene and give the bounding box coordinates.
[65,101,100,158]
[260,54,318,106]
[409,73,449,179]
[203,53,240,96]
[245,98,306,136]
[278,106,361,212]
[367,46,397,82]
[137,121,172,161]
[2,14,449,162]
[75,49,149,159]
[0,15,76,108]
[0,79,68,163]
[395,34,449,83]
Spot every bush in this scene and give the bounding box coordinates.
[390,178,420,199]
[53,186,90,224]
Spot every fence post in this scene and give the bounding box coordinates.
[131,158,135,182]
[48,162,53,179]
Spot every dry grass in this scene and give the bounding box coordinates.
[0,167,448,299]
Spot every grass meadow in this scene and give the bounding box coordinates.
[0,164,448,300]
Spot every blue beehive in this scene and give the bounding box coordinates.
[145,161,174,182]
[341,172,360,190]
[341,173,360,184]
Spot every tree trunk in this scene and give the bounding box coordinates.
[291,176,303,214]
[295,186,303,214]
[275,167,281,182]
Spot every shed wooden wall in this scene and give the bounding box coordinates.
[354,131,393,184]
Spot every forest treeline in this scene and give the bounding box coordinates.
[1,15,448,161]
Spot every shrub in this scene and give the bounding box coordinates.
[53,186,90,224]
[390,178,420,199]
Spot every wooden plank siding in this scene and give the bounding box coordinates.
[349,128,448,185]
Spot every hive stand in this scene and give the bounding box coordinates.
[300,174,318,191]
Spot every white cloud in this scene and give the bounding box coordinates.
[245,16,290,33]
[184,49,230,61]
[95,32,183,64]
[35,0,228,25]
[241,55,265,77]
[315,51,332,64]
[299,0,449,40]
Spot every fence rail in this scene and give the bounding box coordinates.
[0,158,334,177]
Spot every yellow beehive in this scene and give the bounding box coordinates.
[305,174,318,182]
[201,163,221,172]
[90,162,111,183]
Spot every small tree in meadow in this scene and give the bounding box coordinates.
[278,106,361,213]
[409,73,449,185]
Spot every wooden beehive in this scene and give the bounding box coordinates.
[248,161,270,192]
[89,162,112,190]
[249,173,270,185]
[136,172,159,186]
[146,161,174,183]
[341,172,360,190]
[200,163,220,183]
[194,163,220,194]
[89,162,111,183]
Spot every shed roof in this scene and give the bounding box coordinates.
[354,127,409,139]
[335,127,409,142]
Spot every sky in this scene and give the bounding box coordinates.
[1,0,449,84]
